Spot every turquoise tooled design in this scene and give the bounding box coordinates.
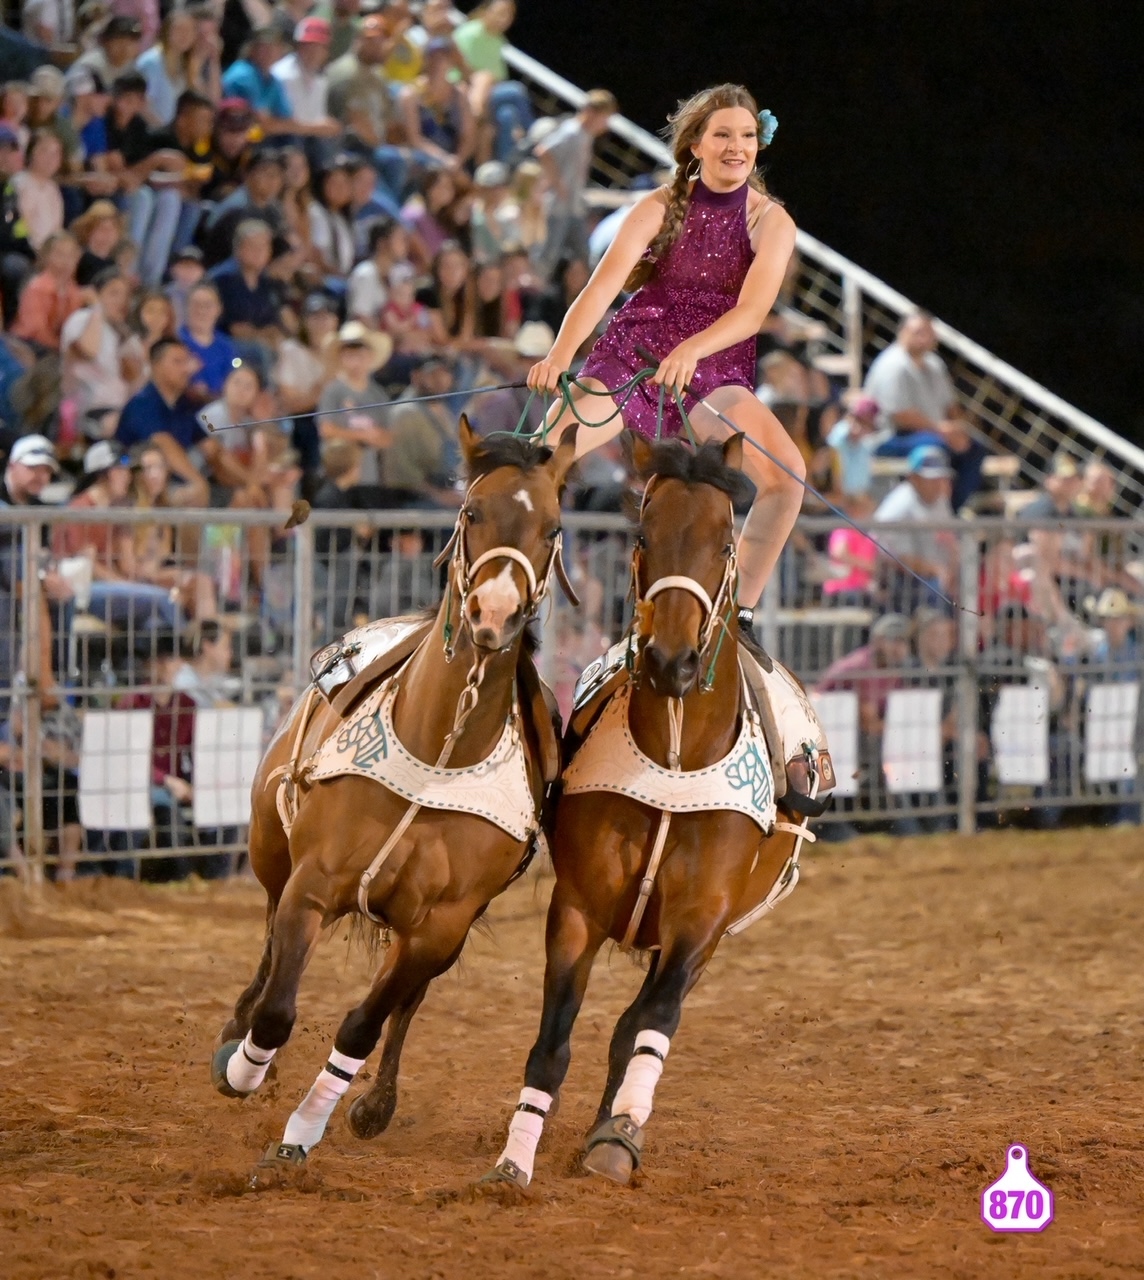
[724,742,773,813]
[338,707,389,770]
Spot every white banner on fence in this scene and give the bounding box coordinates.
[192,707,264,828]
[1084,681,1139,783]
[881,689,944,794]
[810,690,860,797]
[991,685,1049,785]
[78,709,154,831]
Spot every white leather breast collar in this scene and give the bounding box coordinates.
[307,674,536,842]
[561,684,776,832]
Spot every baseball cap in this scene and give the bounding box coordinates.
[83,439,131,474]
[172,245,204,265]
[870,613,910,641]
[1051,452,1080,479]
[247,142,286,169]
[302,291,338,316]
[217,97,255,129]
[294,15,331,43]
[359,14,387,38]
[850,394,879,422]
[424,36,453,58]
[513,321,555,359]
[67,66,107,97]
[28,65,66,98]
[474,160,509,189]
[0,123,20,149]
[387,261,416,288]
[9,434,59,472]
[102,14,143,39]
[907,444,953,478]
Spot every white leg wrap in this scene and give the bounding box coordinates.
[611,1030,670,1128]
[282,1048,366,1151]
[496,1087,553,1185]
[225,1032,277,1093]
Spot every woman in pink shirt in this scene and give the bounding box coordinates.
[822,492,879,605]
[10,230,86,351]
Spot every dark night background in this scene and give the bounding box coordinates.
[510,0,1142,443]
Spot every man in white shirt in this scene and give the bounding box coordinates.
[271,17,339,132]
[873,444,956,612]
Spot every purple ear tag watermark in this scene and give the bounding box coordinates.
[980,1143,1054,1232]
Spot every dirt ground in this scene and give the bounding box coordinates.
[2,828,1142,1280]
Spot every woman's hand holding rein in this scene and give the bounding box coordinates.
[527,357,568,392]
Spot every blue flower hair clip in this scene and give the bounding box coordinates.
[758,109,778,147]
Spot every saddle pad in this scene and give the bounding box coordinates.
[562,685,777,832]
[743,653,836,793]
[307,676,536,842]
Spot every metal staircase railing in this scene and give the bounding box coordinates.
[501,41,1144,516]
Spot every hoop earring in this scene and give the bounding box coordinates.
[686,158,701,182]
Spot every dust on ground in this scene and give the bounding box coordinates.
[2,828,1142,1279]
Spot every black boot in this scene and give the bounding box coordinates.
[737,607,773,672]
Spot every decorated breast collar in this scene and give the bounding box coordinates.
[307,670,536,843]
[561,684,776,833]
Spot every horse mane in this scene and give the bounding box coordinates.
[636,439,755,507]
[465,432,554,481]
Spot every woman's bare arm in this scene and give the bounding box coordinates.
[530,190,667,387]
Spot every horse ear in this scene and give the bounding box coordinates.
[547,425,578,488]
[722,432,746,472]
[458,414,481,466]
[622,429,655,478]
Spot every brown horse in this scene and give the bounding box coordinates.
[211,419,577,1166]
[483,433,827,1189]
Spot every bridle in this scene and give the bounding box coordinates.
[434,473,580,659]
[629,475,738,690]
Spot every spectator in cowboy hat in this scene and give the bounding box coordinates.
[316,320,395,486]
[463,320,554,437]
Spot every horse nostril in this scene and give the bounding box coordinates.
[675,649,699,689]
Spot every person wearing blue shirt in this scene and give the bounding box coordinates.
[221,28,293,121]
[117,337,209,454]
[178,281,239,399]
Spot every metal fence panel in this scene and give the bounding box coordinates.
[1,507,1140,880]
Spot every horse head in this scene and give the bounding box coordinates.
[445,417,579,653]
[628,432,752,698]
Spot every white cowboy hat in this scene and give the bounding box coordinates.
[324,321,393,373]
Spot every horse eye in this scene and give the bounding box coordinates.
[723,542,734,558]
[463,505,482,525]
[635,533,647,549]
[546,526,561,542]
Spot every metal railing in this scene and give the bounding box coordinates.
[499,43,1143,515]
[3,505,1141,881]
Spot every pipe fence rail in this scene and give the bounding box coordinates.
[3,506,1142,882]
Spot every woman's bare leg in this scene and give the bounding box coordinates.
[690,387,806,607]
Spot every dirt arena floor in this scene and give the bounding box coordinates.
[2,827,1143,1279]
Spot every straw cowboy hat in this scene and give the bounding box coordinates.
[1088,588,1141,620]
[324,321,393,372]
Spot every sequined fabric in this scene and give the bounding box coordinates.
[581,178,756,439]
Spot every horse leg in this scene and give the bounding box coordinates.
[211,866,326,1099]
[591,952,661,1127]
[582,929,721,1185]
[268,914,470,1163]
[217,927,275,1047]
[485,886,606,1187]
[346,977,431,1139]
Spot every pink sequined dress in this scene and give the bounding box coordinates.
[581,177,757,439]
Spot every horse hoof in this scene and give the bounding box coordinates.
[247,1143,307,1189]
[581,1114,643,1186]
[581,1140,634,1185]
[478,1158,530,1189]
[211,1040,249,1098]
[347,1092,392,1140]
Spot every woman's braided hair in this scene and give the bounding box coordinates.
[624,84,770,294]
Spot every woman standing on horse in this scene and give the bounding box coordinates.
[529,83,802,640]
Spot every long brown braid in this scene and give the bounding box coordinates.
[624,84,771,294]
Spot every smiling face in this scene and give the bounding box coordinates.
[691,106,759,191]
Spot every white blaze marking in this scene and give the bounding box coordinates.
[513,488,534,512]
[473,562,521,630]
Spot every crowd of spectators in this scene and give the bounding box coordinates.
[0,3,1140,875]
